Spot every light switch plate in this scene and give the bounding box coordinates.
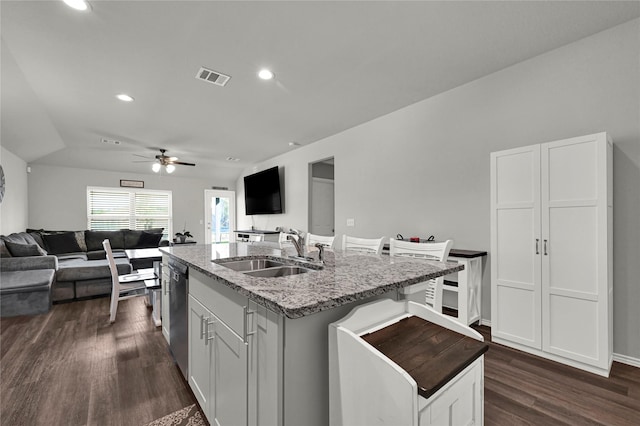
[346,218,355,227]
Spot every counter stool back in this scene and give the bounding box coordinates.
[277,232,294,248]
[306,233,335,251]
[390,239,453,313]
[341,235,385,254]
[103,239,152,323]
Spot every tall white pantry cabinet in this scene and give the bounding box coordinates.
[490,132,613,377]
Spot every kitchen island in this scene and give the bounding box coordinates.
[160,242,464,426]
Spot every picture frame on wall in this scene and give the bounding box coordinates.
[120,179,144,188]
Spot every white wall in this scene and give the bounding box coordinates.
[28,164,236,244]
[238,19,640,360]
[0,146,29,234]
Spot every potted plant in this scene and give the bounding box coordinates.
[175,230,193,244]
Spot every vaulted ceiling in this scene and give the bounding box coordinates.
[2,1,638,182]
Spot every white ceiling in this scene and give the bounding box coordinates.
[2,1,639,183]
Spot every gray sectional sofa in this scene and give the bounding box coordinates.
[0,229,166,317]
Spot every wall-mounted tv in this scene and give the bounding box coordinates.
[244,166,283,215]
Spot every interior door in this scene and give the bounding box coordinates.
[310,177,335,236]
[490,145,542,349]
[204,190,236,244]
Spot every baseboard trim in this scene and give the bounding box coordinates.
[613,353,640,368]
[477,321,639,369]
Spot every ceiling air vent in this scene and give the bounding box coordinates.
[196,67,231,87]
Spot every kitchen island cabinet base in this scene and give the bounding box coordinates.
[188,268,391,426]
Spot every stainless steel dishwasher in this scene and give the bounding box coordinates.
[168,259,188,380]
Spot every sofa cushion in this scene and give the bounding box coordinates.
[86,250,127,260]
[85,230,124,252]
[5,241,48,257]
[42,232,83,255]
[55,252,88,261]
[0,269,55,294]
[0,255,58,272]
[56,257,131,282]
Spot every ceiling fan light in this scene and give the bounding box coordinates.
[152,163,161,172]
[258,69,274,80]
[165,164,176,174]
[63,0,90,11]
[116,93,134,102]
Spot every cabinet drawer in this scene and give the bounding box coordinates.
[190,269,247,337]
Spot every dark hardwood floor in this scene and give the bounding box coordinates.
[474,324,640,425]
[2,300,639,425]
[1,297,195,426]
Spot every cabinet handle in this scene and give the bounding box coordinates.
[200,315,208,339]
[204,318,216,345]
[535,239,540,255]
[243,305,257,343]
[544,239,548,256]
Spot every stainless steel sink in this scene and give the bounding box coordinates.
[244,266,312,277]
[217,259,286,272]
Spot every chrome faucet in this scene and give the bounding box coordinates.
[287,235,305,258]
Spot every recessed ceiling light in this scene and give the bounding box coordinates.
[226,157,240,162]
[258,69,275,80]
[63,0,90,11]
[116,94,134,102]
[288,142,300,147]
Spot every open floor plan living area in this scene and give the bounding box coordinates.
[1,1,639,425]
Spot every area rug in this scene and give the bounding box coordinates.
[144,404,206,426]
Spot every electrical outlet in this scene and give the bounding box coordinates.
[346,218,355,227]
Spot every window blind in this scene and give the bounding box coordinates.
[87,187,172,239]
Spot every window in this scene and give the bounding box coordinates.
[87,186,172,239]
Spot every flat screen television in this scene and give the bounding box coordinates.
[244,166,283,215]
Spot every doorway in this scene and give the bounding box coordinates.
[204,189,236,244]
[309,158,335,236]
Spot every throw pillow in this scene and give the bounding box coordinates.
[136,231,163,248]
[84,230,125,251]
[5,241,48,257]
[0,239,12,257]
[124,230,144,249]
[42,231,83,255]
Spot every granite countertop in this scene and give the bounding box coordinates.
[160,242,463,319]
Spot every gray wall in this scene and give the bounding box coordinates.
[0,146,29,234]
[28,164,236,244]
[237,19,640,360]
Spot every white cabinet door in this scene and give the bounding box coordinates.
[490,144,542,349]
[188,295,213,416]
[541,135,610,368]
[212,316,248,426]
[248,301,281,426]
[161,258,170,343]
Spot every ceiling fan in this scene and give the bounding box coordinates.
[134,149,196,174]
